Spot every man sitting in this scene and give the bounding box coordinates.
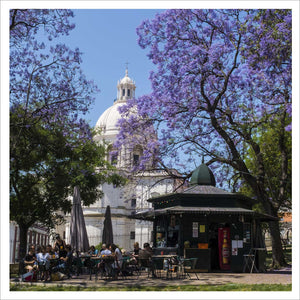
[54,244,73,278]
[23,245,37,272]
[138,243,156,278]
[100,243,111,256]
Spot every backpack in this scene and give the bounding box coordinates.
[21,270,37,282]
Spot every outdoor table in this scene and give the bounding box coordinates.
[89,256,102,280]
[77,255,100,280]
[252,248,267,272]
[152,254,177,258]
[94,255,115,280]
[152,254,179,279]
[243,248,266,273]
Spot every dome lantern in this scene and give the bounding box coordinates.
[117,67,136,102]
[190,159,216,186]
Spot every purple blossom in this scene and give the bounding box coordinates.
[117,9,291,184]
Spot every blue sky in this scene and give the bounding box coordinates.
[61,9,163,127]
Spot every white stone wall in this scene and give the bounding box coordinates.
[64,174,175,251]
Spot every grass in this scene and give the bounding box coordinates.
[10,283,292,292]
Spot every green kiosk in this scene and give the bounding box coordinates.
[131,162,277,272]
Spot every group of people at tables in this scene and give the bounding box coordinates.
[23,234,156,281]
[84,241,156,279]
[23,234,73,281]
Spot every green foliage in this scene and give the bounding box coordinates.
[265,245,292,269]
[10,110,126,231]
[240,115,291,212]
[94,243,103,252]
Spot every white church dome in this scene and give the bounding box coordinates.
[95,101,124,136]
[95,68,136,138]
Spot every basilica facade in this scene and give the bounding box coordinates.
[64,69,176,251]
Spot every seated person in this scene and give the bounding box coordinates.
[138,242,153,260]
[24,244,37,272]
[109,244,123,279]
[96,244,112,275]
[130,242,141,264]
[36,245,51,281]
[55,244,73,278]
[100,243,111,256]
[88,245,98,256]
[133,242,141,256]
[46,244,58,258]
[138,242,156,277]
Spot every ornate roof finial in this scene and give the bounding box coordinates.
[125,61,129,76]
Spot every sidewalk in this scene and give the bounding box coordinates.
[11,267,292,288]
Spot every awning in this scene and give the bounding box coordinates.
[129,205,278,221]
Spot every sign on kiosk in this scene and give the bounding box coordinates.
[218,227,231,270]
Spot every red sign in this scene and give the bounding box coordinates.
[218,227,231,270]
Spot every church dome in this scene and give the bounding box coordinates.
[95,68,136,137]
[190,162,216,186]
[95,101,124,136]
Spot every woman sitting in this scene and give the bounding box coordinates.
[88,245,98,257]
[36,246,51,281]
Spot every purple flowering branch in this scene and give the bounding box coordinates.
[116,9,291,267]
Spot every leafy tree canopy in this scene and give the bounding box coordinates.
[9,9,125,257]
[116,9,291,267]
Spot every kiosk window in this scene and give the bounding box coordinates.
[243,222,251,243]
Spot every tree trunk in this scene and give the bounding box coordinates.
[268,220,287,268]
[18,224,29,260]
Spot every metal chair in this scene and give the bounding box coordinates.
[152,257,164,278]
[243,248,258,273]
[182,258,199,280]
[137,258,156,278]
[166,256,180,280]
[119,256,132,279]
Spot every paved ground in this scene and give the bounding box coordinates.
[11,267,292,288]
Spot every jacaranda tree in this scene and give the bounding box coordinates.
[116,9,291,267]
[10,9,125,259]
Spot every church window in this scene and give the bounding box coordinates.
[133,154,139,166]
[122,89,125,96]
[107,145,118,166]
[131,198,136,208]
[111,153,118,166]
[127,89,130,97]
[133,145,143,166]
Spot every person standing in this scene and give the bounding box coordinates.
[54,234,67,258]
